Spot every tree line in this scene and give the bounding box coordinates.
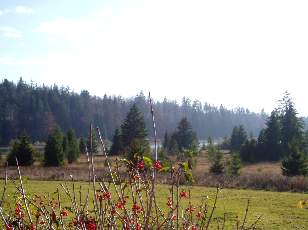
[5,95,308,178]
[0,78,266,145]
[219,92,308,176]
[7,103,201,169]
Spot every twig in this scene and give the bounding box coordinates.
[222,213,226,230]
[89,124,99,221]
[176,170,180,230]
[0,207,8,227]
[96,127,131,222]
[250,214,262,230]
[16,157,33,224]
[13,183,50,227]
[0,162,8,207]
[240,200,250,230]
[57,188,66,230]
[205,187,219,230]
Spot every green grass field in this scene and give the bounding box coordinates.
[1,180,308,229]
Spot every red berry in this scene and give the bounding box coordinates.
[153,160,162,170]
[180,190,188,198]
[137,161,145,170]
[132,203,141,214]
[60,209,68,217]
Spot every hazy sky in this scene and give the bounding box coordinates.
[1,0,308,115]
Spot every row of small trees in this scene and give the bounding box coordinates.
[6,104,152,167]
[45,128,80,166]
[7,128,80,166]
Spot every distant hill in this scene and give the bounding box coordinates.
[0,78,267,145]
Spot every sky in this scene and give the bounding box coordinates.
[1,0,308,116]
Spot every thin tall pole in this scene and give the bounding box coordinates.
[149,92,158,161]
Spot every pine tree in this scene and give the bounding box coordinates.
[209,150,224,174]
[207,136,213,146]
[207,136,216,161]
[121,104,149,161]
[168,134,179,155]
[230,125,247,151]
[280,92,305,156]
[281,142,308,176]
[174,117,198,151]
[228,152,241,175]
[230,126,239,151]
[304,130,308,154]
[44,128,65,166]
[263,110,282,161]
[110,128,123,155]
[220,136,230,150]
[238,125,248,148]
[7,133,35,166]
[79,137,86,154]
[240,139,258,162]
[256,128,266,161]
[162,131,170,151]
[62,135,68,158]
[66,128,80,163]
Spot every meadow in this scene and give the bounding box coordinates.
[1,179,308,229]
[1,149,308,229]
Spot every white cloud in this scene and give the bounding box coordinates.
[2,5,33,15]
[15,5,34,14]
[0,26,23,38]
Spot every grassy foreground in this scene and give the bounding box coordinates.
[1,180,308,229]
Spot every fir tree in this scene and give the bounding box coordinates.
[207,136,213,146]
[256,128,266,160]
[240,139,258,162]
[220,136,230,150]
[174,117,198,151]
[66,129,80,163]
[263,110,282,161]
[62,135,68,158]
[304,130,308,154]
[79,137,86,154]
[162,131,170,150]
[280,92,305,156]
[7,133,35,166]
[120,104,149,161]
[228,152,241,175]
[230,125,247,151]
[281,142,308,176]
[110,128,123,155]
[209,150,224,174]
[168,134,179,155]
[207,136,216,161]
[44,128,65,166]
